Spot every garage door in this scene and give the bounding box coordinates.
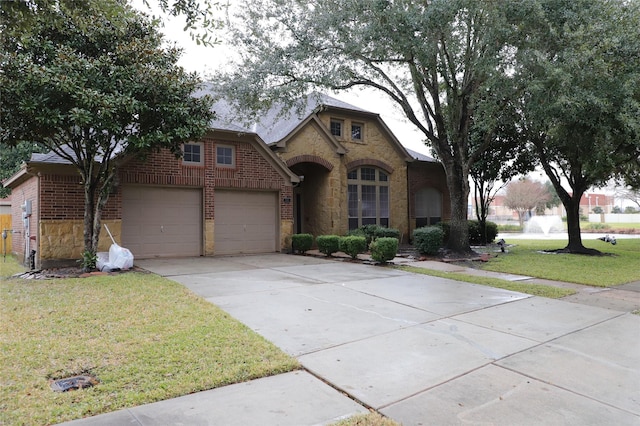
[122,186,202,258]
[215,190,278,255]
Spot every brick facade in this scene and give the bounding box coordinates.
[8,131,296,268]
[6,93,449,266]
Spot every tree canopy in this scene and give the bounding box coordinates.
[1,0,214,267]
[513,0,640,253]
[212,0,533,255]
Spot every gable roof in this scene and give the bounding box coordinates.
[198,86,413,161]
[406,148,437,163]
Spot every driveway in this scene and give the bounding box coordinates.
[134,253,639,425]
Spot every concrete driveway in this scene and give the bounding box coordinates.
[127,254,640,425]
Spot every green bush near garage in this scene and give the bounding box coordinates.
[316,235,340,256]
[339,236,367,259]
[291,233,313,254]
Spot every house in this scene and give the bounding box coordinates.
[4,90,449,268]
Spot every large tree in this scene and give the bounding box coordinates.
[0,143,48,198]
[212,0,525,255]
[514,0,640,254]
[1,1,214,267]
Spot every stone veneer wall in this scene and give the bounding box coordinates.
[278,112,410,239]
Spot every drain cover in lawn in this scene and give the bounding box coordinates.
[50,375,99,392]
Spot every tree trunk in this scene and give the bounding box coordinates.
[444,163,472,255]
[559,191,601,255]
[83,177,96,256]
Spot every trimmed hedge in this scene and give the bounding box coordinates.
[291,233,313,254]
[413,226,444,255]
[316,235,340,256]
[339,236,367,259]
[348,225,400,245]
[369,237,399,264]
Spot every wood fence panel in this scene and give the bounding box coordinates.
[1,214,12,254]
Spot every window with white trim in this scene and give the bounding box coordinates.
[351,122,363,141]
[330,119,343,138]
[216,145,235,167]
[183,142,203,165]
[347,167,390,230]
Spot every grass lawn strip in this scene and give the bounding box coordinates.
[331,412,401,426]
[1,267,298,426]
[398,266,575,298]
[482,238,640,287]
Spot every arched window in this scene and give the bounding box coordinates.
[347,167,389,230]
[415,187,442,227]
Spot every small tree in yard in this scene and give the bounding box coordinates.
[0,2,215,269]
[504,179,552,227]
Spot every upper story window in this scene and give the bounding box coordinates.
[351,122,363,141]
[183,142,203,165]
[330,119,343,138]
[216,145,235,167]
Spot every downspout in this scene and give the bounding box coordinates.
[406,162,411,245]
[35,172,41,269]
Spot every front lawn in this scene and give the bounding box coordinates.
[483,238,640,286]
[0,261,298,425]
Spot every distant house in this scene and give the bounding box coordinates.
[4,89,449,268]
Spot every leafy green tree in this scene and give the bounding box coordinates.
[470,89,535,243]
[0,142,48,198]
[514,0,640,254]
[0,1,214,266]
[211,0,526,255]
[0,0,222,46]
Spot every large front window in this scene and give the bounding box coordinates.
[347,167,389,230]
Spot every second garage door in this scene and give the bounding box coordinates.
[215,190,278,255]
[122,186,202,258]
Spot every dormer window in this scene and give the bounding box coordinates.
[351,123,363,141]
[330,119,343,137]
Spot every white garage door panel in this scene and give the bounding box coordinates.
[215,191,277,255]
[122,186,202,258]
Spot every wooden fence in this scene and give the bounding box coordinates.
[1,214,12,254]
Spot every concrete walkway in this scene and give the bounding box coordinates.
[62,253,640,425]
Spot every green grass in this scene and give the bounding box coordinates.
[484,239,640,287]
[0,255,26,278]
[398,266,575,298]
[0,262,298,426]
[581,221,640,230]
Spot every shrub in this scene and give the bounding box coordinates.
[373,226,401,240]
[438,220,498,245]
[497,224,523,233]
[369,237,398,264]
[339,236,367,259]
[350,224,400,245]
[291,233,313,254]
[478,220,498,244]
[412,226,443,255]
[316,235,340,256]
